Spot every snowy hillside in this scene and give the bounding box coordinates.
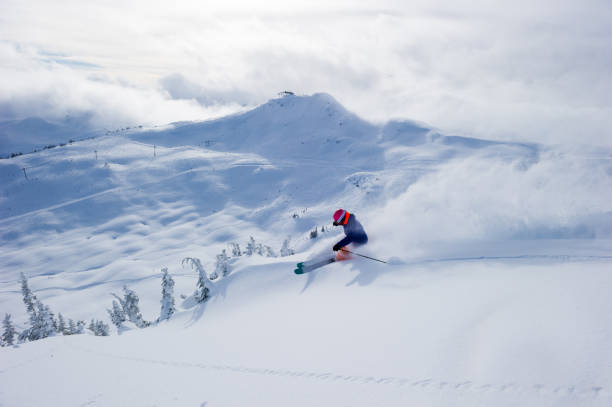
[1,93,612,407]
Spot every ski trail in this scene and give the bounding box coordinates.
[69,343,608,402]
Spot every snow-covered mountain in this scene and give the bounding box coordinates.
[1,93,611,407]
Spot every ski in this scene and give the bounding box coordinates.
[294,257,336,274]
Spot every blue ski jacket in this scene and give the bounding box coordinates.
[335,213,368,248]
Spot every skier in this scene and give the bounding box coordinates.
[332,209,368,261]
[294,208,369,274]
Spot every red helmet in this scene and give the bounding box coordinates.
[333,209,350,225]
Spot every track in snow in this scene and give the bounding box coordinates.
[70,343,608,403]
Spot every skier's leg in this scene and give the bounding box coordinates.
[335,246,353,261]
[304,249,336,266]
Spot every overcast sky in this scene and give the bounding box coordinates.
[1,0,611,146]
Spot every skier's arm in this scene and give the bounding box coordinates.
[333,235,353,251]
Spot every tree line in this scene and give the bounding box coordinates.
[1,237,294,347]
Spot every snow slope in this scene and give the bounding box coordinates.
[1,93,611,406]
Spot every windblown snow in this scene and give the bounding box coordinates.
[1,93,611,407]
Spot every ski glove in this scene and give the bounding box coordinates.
[333,243,342,252]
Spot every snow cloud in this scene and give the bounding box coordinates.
[1,0,612,145]
[367,145,612,255]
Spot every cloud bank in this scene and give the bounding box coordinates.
[1,0,611,146]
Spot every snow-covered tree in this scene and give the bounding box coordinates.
[75,320,86,334]
[21,300,57,341]
[208,264,219,280]
[96,321,109,336]
[182,257,213,303]
[107,300,126,328]
[159,268,175,321]
[309,228,318,239]
[280,237,295,257]
[17,273,59,342]
[20,273,36,315]
[88,319,110,336]
[57,313,67,335]
[37,301,56,339]
[112,286,149,328]
[245,237,256,256]
[243,238,276,257]
[215,250,230,278]
[2,314,17,346]
[229,242,242,257]
[17,328,28,343]
[67,319,76,335]
[264,245,277,258]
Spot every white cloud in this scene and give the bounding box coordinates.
[1,0,611,146]
[0,43,244,129]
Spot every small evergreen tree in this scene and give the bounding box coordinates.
[17,328,29,343]
[182,257,213,303]
[264,245,276,258]
[310,228,318,239]
[20,273,36,315]
[76,320,85,334]
[113,286,149,328]
[280,237,295,257]
[107,300,126,328]
[67,319,76,335]
[245,237,256,256]
[38,301,56,339]
[95,320,110,336]
[88,319,110,336]
[2,314,17,346]
[159,268,175,321]
[208,264,219,281]
[17,273,59,342]
[214,250,230,278]
[57,313,67,335]
[229,242,242,257]
[23,300,57,341]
